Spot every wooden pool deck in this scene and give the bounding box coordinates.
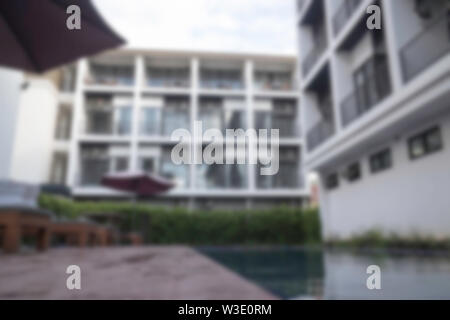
[0,246,277,300]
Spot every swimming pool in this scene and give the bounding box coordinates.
[198,246,450,299]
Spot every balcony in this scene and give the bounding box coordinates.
[400,13,450,82]
[307,120,334,152]
[200,69,244,90]
[197,163,248,190]
[79,146,129,186]
[86,64,134,86]
[341,56,391,127]
[302,25,327,78]
[146,67,190,88]
[254,71,293,91]
[80,158,110,186]
[198,98,247,134]
[257,148,300,189]
[333,0,363,36]
[85,104,132,136]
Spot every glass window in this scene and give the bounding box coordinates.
[325,173,339,190]
[408,126,443,160]
[257,147,298,189]
[160,148,189,188]
[199,99,223,133]
[370,148,392,174]
[49,153,68,185]
[140,158,155,174]
[88,109,113,134]
[117,107,132,135]
[346,162,361,182]
[114,157,129,172]
[54,106,72,140]
[162,98,189,136]
[141,107,161,136]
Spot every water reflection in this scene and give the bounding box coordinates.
[198,247,450,300]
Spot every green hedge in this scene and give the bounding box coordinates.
[327,230,450,251]
[38,194,321,245]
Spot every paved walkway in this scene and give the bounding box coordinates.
[0,246,277,300]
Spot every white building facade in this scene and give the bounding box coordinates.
[7,49,308,209]
[297,0,450,238]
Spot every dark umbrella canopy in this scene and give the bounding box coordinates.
[101,172,175,197]
[0,0,124,73]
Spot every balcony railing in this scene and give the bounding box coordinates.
[400,13,450,82]
[147,68,190,88]
[86,65,134,86]
[80,158,110,186]
[302,27,327,77]
[307,119,335,152]
[200,69,244,90]
[333,0,363,36]
[340,57,391,127]
[257,165,300,189]
[85,108,132,136]
[272,118,298,138]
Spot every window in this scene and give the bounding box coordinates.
[141,158,155,174]
[114,157,129,172]
[408,126,443,160]
[49,153,68,185]
[346,162,361,182]
[325,173,339,190]
[141,107,161,136]
[370,148,392,174]
[54,105,72,140]
[117,107,132,135]
[162,98,189,136]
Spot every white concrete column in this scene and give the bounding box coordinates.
[130,55,144,171]
[190,57,199,190]
[67,59,87,187]
[329,54,344,132]
[324,0,343,133]
[381,0,404,93]
[245,59,256,192]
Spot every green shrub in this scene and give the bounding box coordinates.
[327,229,450,250]
[38,194,322,245]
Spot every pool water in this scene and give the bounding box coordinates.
[198,247,450,300]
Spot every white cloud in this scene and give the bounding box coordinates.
[93,0,297,54]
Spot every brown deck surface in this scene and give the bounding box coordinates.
[0,246,277,300]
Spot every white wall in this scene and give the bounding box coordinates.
[320,112,450,239]
[0,68,23,180]
[9,79,58,184]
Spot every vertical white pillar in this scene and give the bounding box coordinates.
[381,0,403,93]
[130,55,144,171]
[190,57,199,190]
[245,59,256,192]
[67,59,87,187]
[324,0,343,133]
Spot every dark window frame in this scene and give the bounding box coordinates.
[325,173,339,190]
[346,162,361,182]
[370,148,392,174]
[408,126,443,160]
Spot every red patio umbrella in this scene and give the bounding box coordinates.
[101,172,175,197]
[0,0,124,73]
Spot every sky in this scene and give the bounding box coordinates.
[93,0,297,55]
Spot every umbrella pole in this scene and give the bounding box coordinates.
[131,194,137,231]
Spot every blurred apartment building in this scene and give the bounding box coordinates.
[2,49,308,209]
[296,0,450,238]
